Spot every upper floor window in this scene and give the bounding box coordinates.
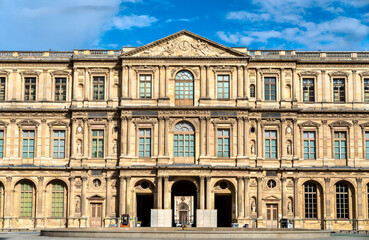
[365,132,369,160]
[334,131,346,160]
[139,129,151,157]
[364,79,369,102]
[24,77,36,101]
[22,130,35,161]
[0,130,4,158]
[333,79,345,102]
[93,76,105,100]
[303,131,316,159]
[303,78,314,102]
[217,129,230,157]
[139,75,152,99]
[53,130,65,159]
[265,130,277,158]
[174,122,195,157]
[175,70,193,106]
[92,130,104,158]
[250,84,255,98]
[55,78,67,101]
[217,75,229,99]
[0,77,5,100]
[264,77,276,101]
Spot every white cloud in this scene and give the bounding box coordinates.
[111,14,157,30]
[0,0,156,50]
[166,17,199,23]
[226,11,270,22]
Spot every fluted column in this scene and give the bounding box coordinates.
[200,176,205,209]
[159,66,165,98]
[157,176,163,209]
[200,117,205,156]
[281,177,287,217]
[121,117,127,157]
[357,177,363,219]
[158,117,163,156]
[324,177,331,220]
[105,176,111,217]
[68,176,76,217]
[256,68,261,101]
[293,177,299,219]
[36,176,44,218]
[119,176,126,215]
[237,66,243,98]
[200,66,206,98]
[293,119,298,160]
[5,177,12,218]
[81,176,87,216]
[292,68,298,101]
[71,119,77,157]
[237,177,244,218]
[321,70,327,102]
[206,177,212,209]
[163,176,170,209]
[127,65,132,98]
[237,117,243,157]
[126,177,131,215]
[164,117,169,156]
[256,177,262,218]
[243,66,248,98]
[281,119,286,158]
[244,177,250,218]
[206,66,210,98]
[243,117,248,157]
[127,117,132,156]
[257,120,262,159]
[83,118,88,157]
[206,117,210,156]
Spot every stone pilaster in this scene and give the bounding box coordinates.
[119,176,126,215]
[81,176,87,217]
[257,177,262,218]
[163,176,170,209]
[206,177,212,209]
[200,176,205,209]
[237,177,244,218]
[157,176,163,209]
[281,177,287,218]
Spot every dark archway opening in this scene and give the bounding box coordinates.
[171,180,197,227]
[136,194,154,227]
[215,194,232,227]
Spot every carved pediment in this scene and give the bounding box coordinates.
[328,120,352,128]
[263,195,281,201]
[359,71,369,77]
[328,71,349,77]
[0,70,10,76]
[297,71,319,77]
[47,120,69,127]
[0,120,9,126]
[298,120,321,128]
[50,70,71,77]
[360,122,369,128]
[17,119,40,127]
[122,30,249,58]
[19,70,40,76]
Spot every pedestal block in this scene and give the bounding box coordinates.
[196,209,217,227]
[150,209,172,227]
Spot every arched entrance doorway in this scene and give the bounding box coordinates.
[213,180,235,227]
[134,180,155,227]
[171,180,197,227]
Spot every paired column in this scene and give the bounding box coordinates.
[157,177,163,209]
[200,66,206,98]
[163,176,170,209]
[36,176,44,218]
[244,177,250,219]
[237,66,243,98]
[68,177,75,218]
[293,177,299,219]
[5,177,12,218]
[256,68,262,101]
[237,177,244,218]
[256,177,263,218]
[81,176,87,216]
[158,117,163,156]
[200,176,205,209]
[200,117,206,156]
[237,118,243,157]
[119,176,126,215]
[206,177,212,209]
[281,177,287,217]
[83,118,88,157]
[164,117,169,156]
[357,178,363,219]
[105,177,111,217]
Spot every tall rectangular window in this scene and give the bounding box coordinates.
[51,183,64,217]
[250,84,255,98]
[0,77,5,100]
[92,130,104,158]
[22,130,35,159]
[303,131,316,159]
[53,130,65,159]
[93,76,105,100]
[304,183,317,219]
[24,77,36,101]
[303,78,315,102]
[139,129,151,157]
[20,183,33,217]
[139,75,152,98]
[0,130,4,158]
[336,183,349,219]
[365,132,369,159]
[264,77,276,101]
[55,78,67,101]
[333,79,345,102]
[217,129,230,157]
[265,130,277,158]
[217,75,229,99]
[364,79,369,102]
[334,131,347,160]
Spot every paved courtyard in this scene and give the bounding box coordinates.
[0,232,368,240]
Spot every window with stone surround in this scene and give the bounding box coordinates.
[336,182,349,219]
[303,131,316,160]
[302,78,315,102]
[0,77,5,100]
[217,75,229,99]
[364,79,369,102]
[0,130,3,159]
[334,131,347,160]
[304,182,317,218]
[92,130,104,158]
[174,122,195,157]
[264,77,276,101]
[250,84,255,98]
[139,129,151,157]
[53,130,65,159]
[55,78,67,101]
[139,75,152,99]
[333,79,345,102]
[24,77,36,101]
[20,182,33,217]
[265,130,277,158]
[365,132,369,160]
[175,70,194,106]
[51,183,64,217]
[93,76,105,100]
[217,129,230,157]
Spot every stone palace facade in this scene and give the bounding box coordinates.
[0,30,368,230]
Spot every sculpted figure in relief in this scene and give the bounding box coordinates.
[251,200,256,213]
[77,141,82,154]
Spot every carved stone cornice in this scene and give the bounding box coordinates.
[297,120,321,128]
[17,119,40,127]
[328,71,349,77]
[297,71,319,77]
[328,120,352,128]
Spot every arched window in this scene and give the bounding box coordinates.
[304,182,317,218]
[336,182,349,219]
[174,122,195,157]
[20,182,34,217]
[51,182,65,217]
[250,84,255,98]
[175,70,194,106]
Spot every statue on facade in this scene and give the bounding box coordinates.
[113,141,117,155]
[251,199,256,213]
[251,144,255,155]
[75,197,80,213]
[77,141,82,154]
[288,200,293,213]
[287,143,291,155]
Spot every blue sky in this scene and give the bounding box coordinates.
[0,0,368,51]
